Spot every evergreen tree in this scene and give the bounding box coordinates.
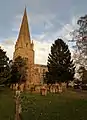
[10,56,28,84]
[0,47,10,85]
[45,39,75,85]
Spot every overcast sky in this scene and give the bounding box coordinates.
[0,0,87,64]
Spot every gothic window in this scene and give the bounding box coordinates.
[26,43,28,47]
[43,69,45,73]
[24,57,28,61]
[42,69,45,78]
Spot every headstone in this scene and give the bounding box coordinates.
[35,85,41,93]
[20,84,24,92]
[62,82,66,91]
[15,84,18,90]
[50,85,53,93]
[55,83,59,93]
[52,85,56,93]
[59,85,62,93]
[41,86,47,96]
[10,84,12,89]
[13,84,16,90]
[16,90,20,98]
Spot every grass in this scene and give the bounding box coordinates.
[1,87,87,120]
[21,90,87,120]
[0,87,15,120]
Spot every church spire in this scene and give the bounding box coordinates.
[18,7,31,43]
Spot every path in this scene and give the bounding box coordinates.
[15,91,21,120]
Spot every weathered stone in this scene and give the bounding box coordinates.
[50,86,53,93]
[35,85,41,93]
[13,84,16,90]
[15,84,18,90]
[59,85,62,93]
[13,8,48,89]
[41,86,47,96]
[52,85,56,93]
[62,82,67,91]
[20,84,24,92]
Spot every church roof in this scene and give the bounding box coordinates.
[18,7,31,43]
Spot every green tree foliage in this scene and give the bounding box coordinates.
[0,47,10,85]
[10,56,28,84]
[45,39,75,84]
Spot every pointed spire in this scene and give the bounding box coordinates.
[31,40,34,49]
[18,7,31,43]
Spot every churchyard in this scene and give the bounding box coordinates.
[1,7,87,120]
[18,88,87,120]
[1,86,87,120]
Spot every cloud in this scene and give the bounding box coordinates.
[12,5,78,41]
[32,16,79,64]
[34,40,51,65]
[1,8,79,65]
[1,0,87,66]
[3,39,15,45]
[0,35,51,64]
[0,44,14,60]
[12,12,56,36]
[0,38,16,59]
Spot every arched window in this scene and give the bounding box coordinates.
[24,57,28,61]
[26,43,28,47]
[43,69,45,73]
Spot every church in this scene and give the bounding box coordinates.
[13,8,48,86]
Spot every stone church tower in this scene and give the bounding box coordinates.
[13,8,48,86]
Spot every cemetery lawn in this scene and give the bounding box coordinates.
[0,87,15,120]
[21,90,87,120]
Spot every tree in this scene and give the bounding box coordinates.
[0,47,10,85]
[72,15,87,67]
[78,66,87,84]
[10,56,28,85]
[45,39,75,85]
[77,15,87,55]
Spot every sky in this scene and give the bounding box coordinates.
[0,0,87,65]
